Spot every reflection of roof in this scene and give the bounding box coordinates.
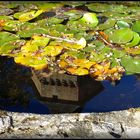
[31,69,104,113]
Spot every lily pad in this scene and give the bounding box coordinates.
[36,2,63,11]
[64,10,82,21]
[132,20,140,33]
[0,15,13,20]
[86,3,111,13]
[112,49,126,58]
[109,28,134,44]
[0,32,20,46]
[73,59,95,69]
[14,55,48,70]
[3,20,24,32]
[14,10,43,22]
[79,12,99,28]
[125,47,140,55]
[17,27,49,38]
[66,67,89,76]
[116,20,130,28]
[42,45,63,57]
[0,40,26,56]
[121,55,140,74]
[124,32,140,48]
[96,18,116,30]
[21,35,50,54]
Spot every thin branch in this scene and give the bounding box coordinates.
[95,31,124,50]
[42,34,77,43]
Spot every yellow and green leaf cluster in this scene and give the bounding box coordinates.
[0,1,140,81]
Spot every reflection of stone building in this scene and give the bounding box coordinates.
[31,70,104,114]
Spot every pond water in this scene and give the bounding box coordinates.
[1,56,140,114]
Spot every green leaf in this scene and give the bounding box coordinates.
[0,32,19,46]
[14,10,43,22]
[96,18,116,30]
[3,20,24,32]
[64,10,82,21]
[86,3,111,13]
[132,20,140,33]
[17,28,49,38]
[116,20,130,28]
[79,13,99,28]
[113,49,126,58]
[21,35,50,54]
[109,28,134,44]
[0,15,13,20]
[36,2,63,11]
[124,32,140,48]
[0,40,26,56]
[47,17,64,24]
[83,45,96,52]
[121,55,140,73]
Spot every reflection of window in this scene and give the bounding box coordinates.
[62,79,68,87]
[40,78,49,85]
[56,79,61,86]
[53,95,58,100]
[50,78,55,85]
[69,80,76,87]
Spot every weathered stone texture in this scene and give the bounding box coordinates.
[0,108,140,138]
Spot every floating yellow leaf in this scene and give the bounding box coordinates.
[73,59,96,69]
[66,67,89,75]
[14,55,48,70]
[42,45,63,57]
[21,35,50,55]
[17,10,43,22]
[125,47,140,55]
[90,62,124,81]
[58,60,69,69]
[62,41,86,50]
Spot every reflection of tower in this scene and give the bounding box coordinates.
[31,70,104,114]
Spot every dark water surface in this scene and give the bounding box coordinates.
[0,56,140,114]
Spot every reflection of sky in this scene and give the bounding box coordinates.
[5,99,50,114]
[82,75,140,113]
[2,60,140,114]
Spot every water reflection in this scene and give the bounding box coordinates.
[0,56,50,114]
[1,56,140,114]
[31,70,104,113]
[82,74,140,112]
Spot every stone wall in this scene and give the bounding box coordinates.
[0,107,140,139]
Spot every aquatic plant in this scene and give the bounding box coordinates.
[0,1,140,81]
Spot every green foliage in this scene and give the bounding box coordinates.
[0,1,140,81]
[109,28,134,44]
